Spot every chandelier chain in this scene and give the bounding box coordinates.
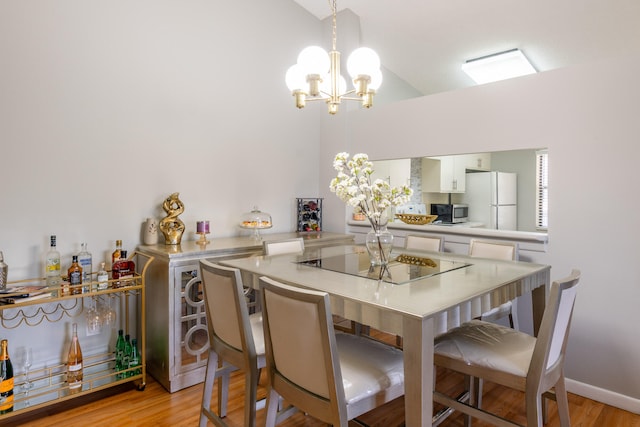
[330,0,337,51]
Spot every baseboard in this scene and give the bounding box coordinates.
[566,378,640,414]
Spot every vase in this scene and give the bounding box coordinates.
[143,218,158,245]
[365,226,394,267]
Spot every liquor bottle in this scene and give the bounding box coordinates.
[115,329,125,378]
[0,251,7,291]
[111,240,123,265]
[45,235,61,296]
[112,250,134,288]
[129,338,141,376]
[96,262,109,290]
[78,243,92,293]
[0,339,14,414]
[123,335,132,377]
[67,255,83,295]
[67,323,83,393]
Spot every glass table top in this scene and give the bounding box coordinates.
[297,250,472,285]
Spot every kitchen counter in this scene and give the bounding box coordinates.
[430,221,485,228]
[347,220,548,244]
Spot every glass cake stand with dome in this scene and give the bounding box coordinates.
[240,206,272,241]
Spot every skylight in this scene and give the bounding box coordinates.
[462,49,536,84]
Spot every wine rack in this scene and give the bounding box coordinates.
[0,251,153,421]
[296,197,323,232]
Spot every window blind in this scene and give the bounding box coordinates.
[536,150,548,230]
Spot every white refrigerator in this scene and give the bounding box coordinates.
[463,171,517,230]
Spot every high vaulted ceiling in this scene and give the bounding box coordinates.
[293,0,640,96]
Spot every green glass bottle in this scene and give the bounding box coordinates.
[123,335,132,377]
[129,338,141,377]
[115,329,125,379]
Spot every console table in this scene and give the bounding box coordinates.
[137,232,354,392]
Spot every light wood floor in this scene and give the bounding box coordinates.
[4,332,639,427]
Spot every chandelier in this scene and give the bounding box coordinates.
[285,0,382,115]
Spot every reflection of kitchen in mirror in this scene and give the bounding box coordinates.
[372,148,546,232]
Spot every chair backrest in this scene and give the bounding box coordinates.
[529,269,580,384]
[469,239,519,261]
[259,275,347,426]
[199,260,257,365]
[405,234,443,252]
[263,237,305,256]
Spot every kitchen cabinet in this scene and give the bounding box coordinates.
[422,156,466,193]
[371,158,411,188]
[422,153,491,193]
[459,153,491,171]
[137,232,354,393]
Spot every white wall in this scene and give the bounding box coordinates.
[0,0,325,365]
[0,0,325,277]
[320,54,640,412]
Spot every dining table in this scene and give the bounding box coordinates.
[219,244,551,427]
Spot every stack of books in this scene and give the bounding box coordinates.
[0,285,51,304]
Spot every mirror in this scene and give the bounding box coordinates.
[372,148,546,233]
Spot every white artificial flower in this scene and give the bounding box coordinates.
[329,152,413,232]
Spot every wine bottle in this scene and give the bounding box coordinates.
[67,255,83,296]
[0,339,14,414]
[78,243,92,293]
[45,235,61,296]
[112,250,134,288]
[111,240,122,265]
[96,262,109,290]
[67,323,83,393]
[115,329,125,378]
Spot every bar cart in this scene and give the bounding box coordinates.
[0,251,153,421]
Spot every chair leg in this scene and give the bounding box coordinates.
[555,377,571,427]
[474,377,483,408]
[463,375,474,427]
[218,361,231,417]
[265,388,280,427]
[200,351,220,427]
[525,391,544,427]
[244,363,259,427]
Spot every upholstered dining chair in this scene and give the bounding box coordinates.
[262,237,305,256]
[259,276,405,427]
[263,237,363,336]
[199,260,266,427]
[404,234,444,252]
[469,238,520,329]
[254,237,306,313]
[433,269,580,427]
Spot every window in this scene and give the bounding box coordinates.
[536,150,548,230]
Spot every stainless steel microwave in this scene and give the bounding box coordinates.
[430,203,468,223]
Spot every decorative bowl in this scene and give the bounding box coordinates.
[396,254,438,267]
[395,214,438,225]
